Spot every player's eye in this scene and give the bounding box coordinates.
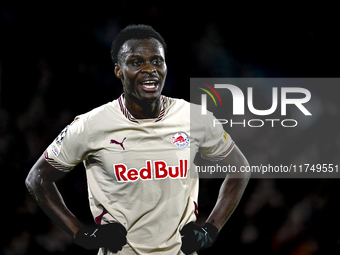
[131,59,143,67]
[152,59,163,66]
[151,57,164,66]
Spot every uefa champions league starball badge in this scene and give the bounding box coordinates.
[172,131,189,149]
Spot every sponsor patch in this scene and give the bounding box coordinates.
[172,131,189,149]
[223,130,229,143]
[51,142,60,157]
[114,159,188,182]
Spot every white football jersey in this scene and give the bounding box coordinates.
[44,94,235,255]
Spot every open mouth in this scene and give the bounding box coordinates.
[140,80,159,92]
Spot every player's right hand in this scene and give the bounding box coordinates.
[74,222,127,253]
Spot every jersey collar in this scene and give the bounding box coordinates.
[118,94,166,124]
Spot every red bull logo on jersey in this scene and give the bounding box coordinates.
[114,159,188,182]
[172,132,189,149]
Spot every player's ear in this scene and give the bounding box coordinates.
[114,64,123,79]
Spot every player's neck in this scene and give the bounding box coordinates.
[124,95,161,119]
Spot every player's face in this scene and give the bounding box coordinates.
[115,39,167,103]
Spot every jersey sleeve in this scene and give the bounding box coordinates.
[199,112,235,161]
[44,115,91,172]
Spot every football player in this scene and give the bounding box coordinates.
[25,24,250,254]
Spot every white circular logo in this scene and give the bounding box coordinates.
[172,131,189,149]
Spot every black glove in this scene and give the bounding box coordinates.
[74,222,127,253]
[180,222,218,254]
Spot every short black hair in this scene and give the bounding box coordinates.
[111,24,167,64]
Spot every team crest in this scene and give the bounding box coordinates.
[172,131,189,149]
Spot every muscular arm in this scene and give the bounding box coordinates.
[206,145,250,231]
[25,155,83,238]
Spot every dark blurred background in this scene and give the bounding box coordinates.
[1,3,340,255]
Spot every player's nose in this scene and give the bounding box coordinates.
[141,62,156,74]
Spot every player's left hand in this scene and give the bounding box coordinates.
[180,222,218,254]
